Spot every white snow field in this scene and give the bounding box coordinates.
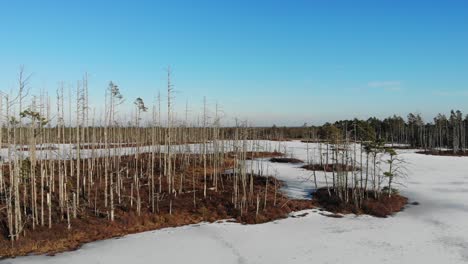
[3,140,468,264]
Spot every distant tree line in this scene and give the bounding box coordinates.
[259,111,468,152]
[3,110,466,153]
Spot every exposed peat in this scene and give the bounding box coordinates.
[0,151,314,258]
[269,157,304,164]
[269,138,292,142]
[312,187,407,218]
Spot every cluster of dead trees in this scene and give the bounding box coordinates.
[303,134,407,210]
[0,68,283,244]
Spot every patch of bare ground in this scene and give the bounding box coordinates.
[301,163,358,172]
[231,151,283,160]
[416,150,468,157]
[74,141,206,149]
[313,188,407,218]
[269,138,292,142]
[300,140,327,143]
[0,151,314,258]
[0,181,314,258]
[269,157,304,164]
[385,145,414,150]
[74,143,153,149]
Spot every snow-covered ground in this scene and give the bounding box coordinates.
[4,140,468,264]
[0,140,280,161]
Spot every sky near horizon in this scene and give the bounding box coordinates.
[0,0,467,126]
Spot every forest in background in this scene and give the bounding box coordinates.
[263,111,468,152]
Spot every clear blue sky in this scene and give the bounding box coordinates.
[0,0,467,125]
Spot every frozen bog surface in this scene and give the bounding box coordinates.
[5,140,468,264]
